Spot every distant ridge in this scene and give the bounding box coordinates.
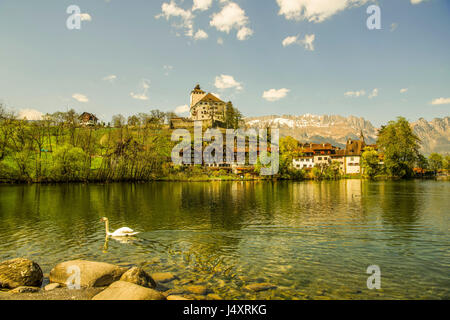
[244,114,450,155]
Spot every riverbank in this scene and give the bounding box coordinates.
[0,258,278,300]
[1,173,445,184]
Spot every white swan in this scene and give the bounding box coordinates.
[100,217,139,237]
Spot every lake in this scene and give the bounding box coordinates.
[0,180,448,299]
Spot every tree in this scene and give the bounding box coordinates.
[377,117,420,178]
[224,102,243,129]
[444,155,450,171]
[361,147,379,179]
[112,114,125,128]
[428,153,443,175]
[416,154,429,170]
[279,136,301,176]
[127,115,141,127]
[326,161,342,180]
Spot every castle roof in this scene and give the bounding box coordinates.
[194,93,224,105]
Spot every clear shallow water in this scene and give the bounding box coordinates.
[0,180,449,299]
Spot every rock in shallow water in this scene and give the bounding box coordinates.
[186,285,208,295]
[243,283,277,292]
[0,258,43,289]
[92,281,166,300]
[120,267,156,289]
[151,272,177,283]
[49,260,127,288]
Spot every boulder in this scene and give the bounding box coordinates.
[92,281,166,300]
[243,283,277,292]
[44,283,61,291]
[151,272,177,283]
[9,286,40,294]
[120,267,156,288]
[0,258,43,289]
[186,285,208,295]
[49,260,127,288]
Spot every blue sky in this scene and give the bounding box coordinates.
[0,0,449,126]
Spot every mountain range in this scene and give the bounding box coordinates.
[244,114,450,155]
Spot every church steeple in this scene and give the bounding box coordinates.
[359,130,365,143]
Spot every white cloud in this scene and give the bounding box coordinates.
[72,93,89,103]
[194,29,209,40]
[282,35,299,47]
[237,27,253,41]
[282,34,315,51]
[214,74,243,90]
[302,34,315,51]
[411,0,425,4]
[344,90,366,97]
[130,79,150,101]
[193,0,213,11]
[400,88,408,94]
[431,97,450,105]
[368,88,378,99]
[17,109,43,121]
[175,104,190,114]
[262,88,290,102]
[102,75,117,82]
[217,37,224,45]
[210,2,253,40]
[156,1,194,37]
[276,0,368,23]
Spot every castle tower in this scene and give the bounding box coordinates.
[190,84,206,108]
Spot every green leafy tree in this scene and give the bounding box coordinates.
[416,153,429,170]
[377,117,420,178]
[224,102,243,129]
[52,145,87,181]
[325,161,342,180]
[444,155,450,171]
[361,147,379,179]
[428,153,443,175]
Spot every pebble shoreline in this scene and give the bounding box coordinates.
[0,258,277,300]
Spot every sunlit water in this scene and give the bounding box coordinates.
[0,180,449,299]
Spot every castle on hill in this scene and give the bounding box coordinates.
[170,84,229,129]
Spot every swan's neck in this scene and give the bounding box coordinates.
[105,220,111,235]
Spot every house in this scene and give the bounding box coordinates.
[79,112,98,126]
[292,143,341,170]
[190,85,227,123]
[344,133,366,174]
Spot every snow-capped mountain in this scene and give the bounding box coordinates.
[244,114,450,154]
[244,114,378,148]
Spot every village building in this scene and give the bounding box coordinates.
[344,133,366,174]
[79,112,98,126]
[190,85,227,123]
[170,84,229,129]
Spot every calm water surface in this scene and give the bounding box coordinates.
[0,180,449,299]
